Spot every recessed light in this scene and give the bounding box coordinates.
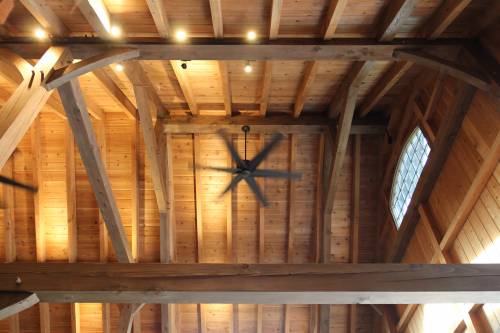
[110,25,122,38]
[34,28,48,40]
[244,61,253,73]
[247,30,257,41]
[175,29,187,42]
[114,64,124,72]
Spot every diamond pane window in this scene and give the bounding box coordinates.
[390,127,431,229]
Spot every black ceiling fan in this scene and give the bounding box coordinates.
[199,126,301,206]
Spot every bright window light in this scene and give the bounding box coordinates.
[390,127,431,229]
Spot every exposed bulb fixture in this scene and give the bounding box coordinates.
[114,64,124,72]
[110,25,122,37]
[246,30,257,41]
[34,28,48,40]
[175,29,187,42]
[244,61,253,73]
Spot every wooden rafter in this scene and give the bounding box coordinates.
[423,0,472,39]
[19,0,67,36]
[145,0,170,38]
[0,38,465,61]
[58,79,133,263]
[209,0,224,38]
[293,61,319,118]
[77,0,112,35]
[218,61,232,116]
[93,68,137,119]
[322,0,349,39]
[0,0,14,25]
[259,61,273,116]
[378,0,417,41]
[3,263,500,304]
[0,46,68,169]
[170,60,198,115]
[358,61,413,117]
[269,0,283,39]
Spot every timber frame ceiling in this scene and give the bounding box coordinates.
[0,0,499,333]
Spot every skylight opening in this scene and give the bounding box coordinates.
[390,127,431,229]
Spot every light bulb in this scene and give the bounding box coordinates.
[247,30,257,41]
[114,64,124,72]
[175,29,187,42]
[34,28,48,40]
[110,25,122,38]
[244,63,253,73]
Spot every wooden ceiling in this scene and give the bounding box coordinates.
[0,0,498,333]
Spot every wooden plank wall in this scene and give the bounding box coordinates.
[378,72,500,332]
[0,112,382,331]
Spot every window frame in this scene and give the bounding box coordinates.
[389,126,431,229]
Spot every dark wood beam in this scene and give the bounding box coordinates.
[393,49,491,91]
[2,263,500,304]
[0,37,466,61]
[422,0,472,39]
[0,292,39,320]
[388,83,477,262]
[293,61,319,118]
[58,80,133,263]
[163,115,386,135]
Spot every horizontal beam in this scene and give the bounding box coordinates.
[2,263,500,304]
[163,115,386,134]
[0,292,39,320]
[0,37,466,60]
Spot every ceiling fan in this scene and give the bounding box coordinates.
[0,175,37,208]
[199,126,301,206]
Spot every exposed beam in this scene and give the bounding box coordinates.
[0,292,39,320]
[269,0,283,39]
[422,0,472,39]
[95,119,109,263]
[66,124,77,263]
[93,68,137,119]
[163,115,386,134]
[378,0,417,41]
[31,117,45,262]
[393,49,491,91]
[2,158,15,263]
[125,62,169,213]
[209,0,224,38]
[293,61,319,118]
[0,46,68,169]
[218,61,232,116]
[19,0,67,36]
[324,62,374,214]
[193,134,204,262]
[259,61,273,116]
[388,83,477,262]
[145,0,170,38]
[77,0,112,35]
[358,61,413,117]
[119,304,145,333]
[58,80,133,263]
[45,48,140,90]
[0,0,14,25]
[0,38,466,61]
[170,60,198,115]
[322,0,349,39]
[2,263,500,303]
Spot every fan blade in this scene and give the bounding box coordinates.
[220,174,244,196]
[0,175,37,192]
[217,129,246,168]
[197,165,241,173]
[248,132,284,171]
[252,169,301,179]
[244,176,268,206]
